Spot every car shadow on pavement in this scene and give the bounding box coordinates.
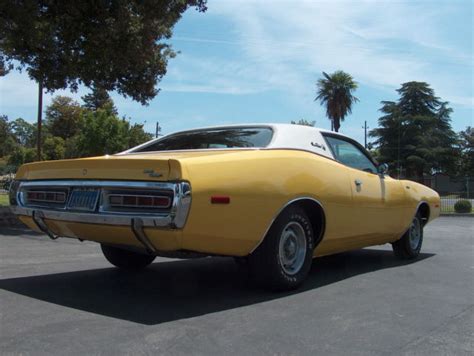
[0,249,434,325]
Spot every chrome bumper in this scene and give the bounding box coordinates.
[10,205,174,227]
[10,180,191,253]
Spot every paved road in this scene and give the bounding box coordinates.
[1,217,473,355]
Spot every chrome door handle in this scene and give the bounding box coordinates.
[354,179,363,186]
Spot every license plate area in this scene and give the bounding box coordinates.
[67,188,100,212]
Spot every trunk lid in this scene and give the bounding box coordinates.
[16,150,248,181]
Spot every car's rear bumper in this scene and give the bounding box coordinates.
[17,213,183,252]
[10,180,191,253]
[11,205,174,227]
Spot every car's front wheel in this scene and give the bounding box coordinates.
[101,244,156,271]
[392,214,423,259]
[248,206,314,291]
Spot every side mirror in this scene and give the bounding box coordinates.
[377,163,389,176]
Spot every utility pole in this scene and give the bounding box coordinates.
[36,80,43,161]
[397,117,401,179]
[155,122,162,138]
[466,176,470,199]
[362,120,368,149]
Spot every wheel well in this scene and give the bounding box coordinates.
[291,199,326,247]
[418,202,430,226]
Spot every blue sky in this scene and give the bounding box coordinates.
[0,0,472,145]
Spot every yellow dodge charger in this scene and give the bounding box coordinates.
[9,124,440,290]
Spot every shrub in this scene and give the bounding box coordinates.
[7,146,36,170]
[454,200,472,213]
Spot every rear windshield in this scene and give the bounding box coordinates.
[133,127,274,152]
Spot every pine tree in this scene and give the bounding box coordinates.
[0,0,207,159]
[370,82,458,180]
[82,87,118,115]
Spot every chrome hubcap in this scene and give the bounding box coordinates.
[409,218,421,250]
[278,222,307,275]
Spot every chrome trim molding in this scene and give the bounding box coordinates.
[249,196,325,254]
[171,182,192,228]
[18,180,178,189]
[11,205,173,227]
[10,180,192,230]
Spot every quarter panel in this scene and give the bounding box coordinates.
[178,150,354,256]
[401,180,441,224]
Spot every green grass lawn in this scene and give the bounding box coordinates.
[0,194,9,206]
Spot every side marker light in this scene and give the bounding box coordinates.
[211,196,230,204]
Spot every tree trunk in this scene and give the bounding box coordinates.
[330,119,334,131]
[37,80,43,161]
[334,118,340,132]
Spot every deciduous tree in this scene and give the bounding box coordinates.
[0,115,17,157]
[45,96,83,139]
[291,119,316,127]
[457,127,474,176]
[10,118,35,147]
[42,136,66,161]
[0,0,207,159]
[127,123,153,148]
[76,110,130,157]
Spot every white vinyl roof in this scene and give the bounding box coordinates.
[265,124,334,159]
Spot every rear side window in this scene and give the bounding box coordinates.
[324,135,377,173]
[133,127,273,152]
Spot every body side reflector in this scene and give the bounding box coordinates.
[211,196,230,204]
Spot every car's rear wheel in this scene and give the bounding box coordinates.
[248,206,314,291]
[101,244,155,270]
[392,214,423,259]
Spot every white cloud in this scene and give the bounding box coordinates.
[195,0,473,107]
[1,0,471,135]
[0,71,88,120]
[162,54,271,94]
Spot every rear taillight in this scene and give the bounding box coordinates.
[26,190,67,204]
[108,194,171,209]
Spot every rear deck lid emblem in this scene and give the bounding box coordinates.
[143,169,162,178]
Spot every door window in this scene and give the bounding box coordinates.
[325,136,377,173]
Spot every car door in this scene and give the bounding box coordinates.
[323,134,400,245]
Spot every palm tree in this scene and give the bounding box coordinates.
[315,71,359,132]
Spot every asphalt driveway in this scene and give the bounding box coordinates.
[0,217,473,355]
